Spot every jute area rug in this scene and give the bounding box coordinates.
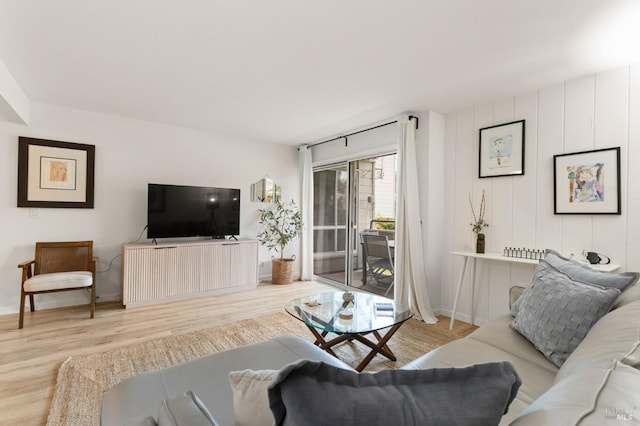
[47,312,473,426]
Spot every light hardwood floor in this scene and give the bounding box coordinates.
[0,281,471,426]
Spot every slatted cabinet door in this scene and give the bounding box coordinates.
[122,239,259,307]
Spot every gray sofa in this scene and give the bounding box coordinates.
[102,259,640,425]
[406,286,640,425]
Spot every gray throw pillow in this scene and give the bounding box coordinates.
[268,360,521,426]
[544,250,638,291]
[510,266,620,367]
[511,250,637,317]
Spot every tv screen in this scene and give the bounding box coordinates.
[147,184,240,239]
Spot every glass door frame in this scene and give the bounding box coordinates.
[312,162,351,287]
[312,150,397,289]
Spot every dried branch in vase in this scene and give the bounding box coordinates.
[469,190,489,234]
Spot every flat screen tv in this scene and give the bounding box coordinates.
[147,184,240,239]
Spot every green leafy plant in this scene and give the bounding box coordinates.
[373,215,396,230]
[257,200,303,261]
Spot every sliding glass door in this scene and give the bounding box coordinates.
[313,153,397,293]
[313,164,349,284]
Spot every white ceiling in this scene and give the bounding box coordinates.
[1,1,639,145]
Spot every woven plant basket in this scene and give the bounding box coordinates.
[271,255,295,284]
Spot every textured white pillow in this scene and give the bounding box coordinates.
[228,369,278,426]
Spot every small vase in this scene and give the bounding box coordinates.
[342,291,354,308]
[476,233,485,254]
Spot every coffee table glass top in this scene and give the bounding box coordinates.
[284,290,413,334]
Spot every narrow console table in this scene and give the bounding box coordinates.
[449,251,620,330]
[122,239,258,308]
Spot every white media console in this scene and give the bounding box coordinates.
[121,239,259,308]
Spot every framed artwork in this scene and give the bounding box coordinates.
[17,137,95,208]
[553,147,620,215]
[479,120,525,178]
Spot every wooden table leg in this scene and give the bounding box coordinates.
[306,326,339,357]
[372,330,395,358]
[353,322,404,372]
[304,321,408,372]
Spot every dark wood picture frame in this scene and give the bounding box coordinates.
[479,120,525,178]
[553,147,621,215]
[17,137,95,208]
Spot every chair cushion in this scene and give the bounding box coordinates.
[267,360,521,426]
[24,271,93,292]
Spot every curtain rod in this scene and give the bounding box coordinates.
[300,115,419,150]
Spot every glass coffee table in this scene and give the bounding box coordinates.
[284,290,414,371]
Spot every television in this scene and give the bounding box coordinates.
[147,184,240,239]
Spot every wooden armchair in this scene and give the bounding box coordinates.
[18,241,96,329]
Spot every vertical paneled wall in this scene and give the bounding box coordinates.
[442,64,639,325]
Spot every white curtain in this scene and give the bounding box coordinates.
[394,115,438,323]
[298,145,314,280]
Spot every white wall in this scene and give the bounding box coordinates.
[0,103,299,314]
[442,64,640,325]
[0,56,29,124]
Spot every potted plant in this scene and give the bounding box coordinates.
[257,200,303,284]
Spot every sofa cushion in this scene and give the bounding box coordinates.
[509,285,526,309]
[511,361,640,425]
[510,264,620,367]
[123,416,157,426]
[157,390,218,426]
[469,314,558,374]
[614,282,640,309]
[100,336,352,426]
[268,360,521,426]
[555,299,640,382]
[402,336,556,425]
[228,369,277,426]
